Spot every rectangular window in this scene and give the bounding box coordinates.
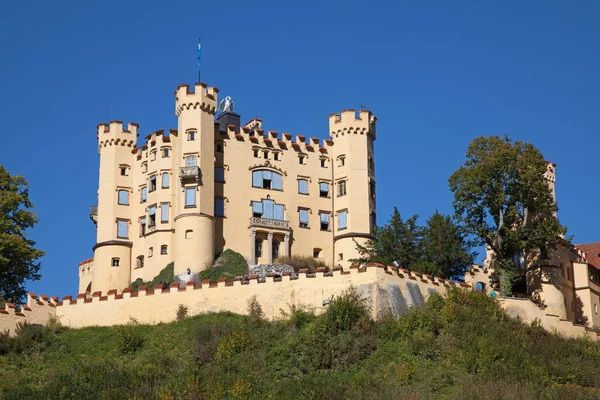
[188,131,195,141]
[215,198,225,217]
[252,201,263,217]
[117,220,128,238]
[321,159,326,168]
[162,148,169,158]
[299,209,309,228]
[274,153,279,161]
[272,173,282,190]
[161,245,168,255]
[299,156,305,165]
[319,182,329,198]
[185,187,196,207]
[120,167,128,176]
[151,151,156,161]
[161,203,169,223]
[320,213,329,231]
[338,157,345,167]
[262,170,272,189]
[338,211,347,230]
[274,204,284,221]
[149,176,157,192]
[337,180,347,197]
[263,151,268,159]
[298,179,308,194]
[215,167,225,182]
[253,149,259,158]
[149,247,154,257]
[118,190,129,205]
[141,187,147,203]
[140,218,146,236]
[162,173,169,188]
[186,156,197,166]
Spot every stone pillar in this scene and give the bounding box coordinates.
[250,228,256,264]
[267,231,273,264]
[284,233,290,258]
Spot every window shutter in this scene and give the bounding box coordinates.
[263,170,272,180]
[272,172,282,190]
[274,204,284,220]
[141,187,147,201]
[320,213,329,223]
[252,201,263,214]
[149,206,156,216]
[263,199,274,219]
[117,221,128,238]
[162,173,169,188]
[252,171,262,187]
[299,209,309,223]
[215,198,225,216]
[215,168,225,182]
[298,179,308,194]
[161,204,169,222]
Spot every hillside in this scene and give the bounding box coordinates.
[1,289,599,400]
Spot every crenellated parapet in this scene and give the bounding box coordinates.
[97,121,139,148]
[328,109,377,139]
[175,83,219,116]
[0,292,58,335]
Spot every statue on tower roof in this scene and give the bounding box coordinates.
[218,96,234,113]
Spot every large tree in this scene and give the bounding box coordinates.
[351,208,423,268]
[0,166,44,303]
[420,211,476,279]
[448,136,566,292]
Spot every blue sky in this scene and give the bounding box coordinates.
[1,1,599,297]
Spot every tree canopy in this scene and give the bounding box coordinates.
[448,136,566,291]
[351,208,474,279]
[0,166,44,303]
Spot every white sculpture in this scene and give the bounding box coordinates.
[218,96,234,113]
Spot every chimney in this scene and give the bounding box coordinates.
[216,111,241,134]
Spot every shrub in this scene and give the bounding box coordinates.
[116,317,145,354]
[281,304,314,329]
[323,286,371,334]
[198,249,248,283]
[275,255,328,272]
[176,304,189,321]
[247,295,265,323]
[130,262,175,293]
[12,320,52,354]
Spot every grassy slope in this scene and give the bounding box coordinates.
[1,290,600,400]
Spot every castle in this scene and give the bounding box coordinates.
[80,82,377,294]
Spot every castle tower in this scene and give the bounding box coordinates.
[173,83,218,278]
[329,109,377,267]
[92,121,139,293]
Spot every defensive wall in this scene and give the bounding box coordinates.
[2,264,598,340]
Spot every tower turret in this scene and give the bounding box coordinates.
[173,83,219,279]
[329,109,377,267]
[92,121,138,293]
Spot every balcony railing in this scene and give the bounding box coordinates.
[250,217,290,230]
[180,166,201,185]
[90,206,98,226]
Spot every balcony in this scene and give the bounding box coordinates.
[250,217,290,230]
[90,206,98,226]
[180,166,201,185]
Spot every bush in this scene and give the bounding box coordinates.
[176,304,189,321]
[323,286,371,334]
[247,295,265,323]
[275,255,328,272]
[115,317,145,354]
[281,304,314,329]
[198,249,248,283]
[130,262,175,293]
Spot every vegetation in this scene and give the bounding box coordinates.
[197,249,248,283]
[0,165,44,303]
[275,254,328,272]
[352,208,474,279]
[130,262,174,292]
[1,289,599,399]
[449,136,566,292]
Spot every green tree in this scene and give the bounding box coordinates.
[0,166,44,303]
[352,208,423,268]
[421,211,476,279]
[448,136,566,293]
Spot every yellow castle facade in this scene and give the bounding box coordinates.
[81,82,377,294]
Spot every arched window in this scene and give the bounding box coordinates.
[186,155,197,166]
[252,169,282,190]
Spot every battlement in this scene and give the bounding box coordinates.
[328,109,376,138]
[97,121,139,148]
[175,82,219,116]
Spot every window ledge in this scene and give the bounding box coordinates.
[338,228,347,231]
[184,205,197,209]
[299,225,310,229]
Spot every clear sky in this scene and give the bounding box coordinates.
[1,1,599,298]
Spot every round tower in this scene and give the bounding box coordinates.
[329,109,377,267]
[92,121,138,293]
[173,83,218,280]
